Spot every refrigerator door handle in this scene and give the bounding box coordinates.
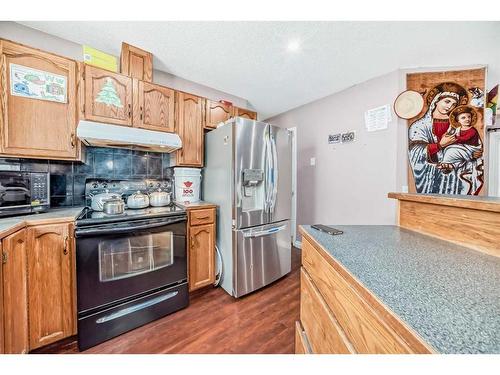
[269,133,279,213]
[264,128,272,215]
[243,224,287,238]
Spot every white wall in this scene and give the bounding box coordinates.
[268,71,401,232]
[0,22,250,107]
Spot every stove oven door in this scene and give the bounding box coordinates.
[75,216,187,315]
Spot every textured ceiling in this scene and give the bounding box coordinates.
[19,21,500,119]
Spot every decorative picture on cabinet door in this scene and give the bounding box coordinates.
[95,78,124,108]
[10,63,67,103]
[406,68,486,196]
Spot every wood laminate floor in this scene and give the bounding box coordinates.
[33,247,301,354]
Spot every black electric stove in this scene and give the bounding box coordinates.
[74,179,189,351]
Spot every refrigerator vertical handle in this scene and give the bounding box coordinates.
[264,127,272,215]
[269,133,279,214]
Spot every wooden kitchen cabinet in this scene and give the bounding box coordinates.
[27,223,75,350]
[0,243,3,354]
[174,92,204,167]
[120,42,153,82]
[205,100,232,129]
[133,79,175,132]
[83,64,133,126]
[1,228,29,354]
[232,107,257,120]
[187,207,216,292]
[0,39,80,160]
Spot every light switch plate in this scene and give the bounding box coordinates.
[310,157,316,166]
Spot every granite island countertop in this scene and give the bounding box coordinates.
[301,225,500,354]
[0,207,85,239]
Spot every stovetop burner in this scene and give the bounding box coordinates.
[76,204,186,227]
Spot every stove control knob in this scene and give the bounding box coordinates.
[102,182,108,189]
[92,182,98,188]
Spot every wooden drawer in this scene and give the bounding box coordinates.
[295,321,312,354]
[189,208,215,226]
[302,237,418,354]
[300,268,354,354]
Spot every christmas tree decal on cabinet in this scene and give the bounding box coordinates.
[95,78,123,108]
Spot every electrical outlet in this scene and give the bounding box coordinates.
[310,157,316,166]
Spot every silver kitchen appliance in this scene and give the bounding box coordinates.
[203,117,292,298]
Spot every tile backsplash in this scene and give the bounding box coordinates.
[0,147,173,208]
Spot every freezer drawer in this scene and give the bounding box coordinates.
[233,220,291,298]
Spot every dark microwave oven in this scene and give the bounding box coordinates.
[0,171,50,217]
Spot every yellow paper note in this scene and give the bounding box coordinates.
[83,45,118,72]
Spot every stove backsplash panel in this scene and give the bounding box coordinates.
[0,147,174,208]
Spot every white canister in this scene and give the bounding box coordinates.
[174,167,201,203]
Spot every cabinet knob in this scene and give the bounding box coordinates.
[2,251,7,264]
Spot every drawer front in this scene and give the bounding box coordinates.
[189,208,215,226]
[300,268,354,354]
[302,238,413,354]
[295,320,312,354]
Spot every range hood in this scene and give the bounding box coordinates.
[77,120,182,153]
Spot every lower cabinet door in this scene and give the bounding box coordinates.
[188,224,215,291]
[0,243,3,354]
[2,229,29,354]
[27,223,75,350]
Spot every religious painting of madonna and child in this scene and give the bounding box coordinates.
[406,68,486,195]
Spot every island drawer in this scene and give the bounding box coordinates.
[189,208,215,226]
[300,268,354,354]
[301,237,416,354]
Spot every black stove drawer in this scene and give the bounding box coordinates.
[77,282,189,351]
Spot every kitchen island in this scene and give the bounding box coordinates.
[296,193,500,354]
[298,225,500,354]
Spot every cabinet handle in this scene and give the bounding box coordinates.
[196,215,210,220]
[128,104,131,118]
[140,106,143,121]
[63,236,69,255]
[191,237,195,249]
[70,133,76,148]
[2,251,7,264]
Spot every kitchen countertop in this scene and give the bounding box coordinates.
[300,225,500,354]
[0,207,85,239]
[174,201,217,210]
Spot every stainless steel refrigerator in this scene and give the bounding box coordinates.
[203,117,292,298]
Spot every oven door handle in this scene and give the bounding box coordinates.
[75,217,186,237]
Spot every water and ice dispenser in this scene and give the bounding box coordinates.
[241,168,264,211]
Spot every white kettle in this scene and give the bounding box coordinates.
[149,189,171,207]
[127,191,150,209]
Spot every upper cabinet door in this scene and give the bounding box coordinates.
[205,100,232,129]
[176,92,204,167]
[0,40,78,160]
[133,79,175,132]
[233,107,257,120]
[120,42,153,82]
[84,65,133,126]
